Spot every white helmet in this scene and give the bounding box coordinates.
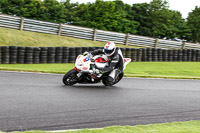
[104,42,116,56]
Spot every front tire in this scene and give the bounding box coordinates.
[102,72,124,86]
[63,69,78,85]
[102,76,114,86]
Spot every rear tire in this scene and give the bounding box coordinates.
[63,69,78,86]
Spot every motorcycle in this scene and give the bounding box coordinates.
[62,52,131,86]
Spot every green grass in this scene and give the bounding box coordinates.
[0,62,200,79]
[125,62,200,79]
[8,121,200,133]
[0,27,139,48]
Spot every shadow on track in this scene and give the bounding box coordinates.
[61,84,121,90]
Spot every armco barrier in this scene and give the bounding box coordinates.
[1,14,200,50]
[0,46,200,64]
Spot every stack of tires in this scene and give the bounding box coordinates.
[47,47,56,63]
[55,47,63,63]
[82,47,90,53]
[146,48,152,61]
[40,47,48,63]
[142,48,147,61]
[196,50,200,61]
[162,49,168,61]
[69,48,76,63]
[125,48,132,59]
[1,46,9,64]
[17,47,25,64]
[89,47,96,53]
[9,46,17,64]
[131,48,137,62]
[1,46,200,64]
[152,48,158,61]
[187,49,192,61]
[33,47,40,64]
[182,49,187,61]
[76,47,82,57]
[0,47,1,64]
[173,50,178,61]
[62,47,69,63]
[168,50,173,61]
[82,47,89,54]
[157,49,162,61]
[136,48,142,62]
[191,49,196,61]
[177,49,183,61]
[25,47,34,64]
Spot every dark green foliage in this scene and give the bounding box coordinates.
[0,0,196,42]
[187,6,200,43]
[132,0,190,40]
[72,0,139,34]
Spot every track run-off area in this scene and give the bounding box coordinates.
[0,71,200,132]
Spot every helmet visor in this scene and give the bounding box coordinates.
[104,48,114,55]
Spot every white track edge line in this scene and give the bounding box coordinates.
[0,70,198,81]
[48,128,104,132]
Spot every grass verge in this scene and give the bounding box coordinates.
[0,27,140,48]
[5,120,200,133]
[0,62,200,79]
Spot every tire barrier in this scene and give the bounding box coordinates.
[40,47,48,63]
[25,47,34,64]
[62,47,69,63]
[47,47,56,63]
[17,47,25,64]
[131,49,137,62]
[0,47,1,64]
[142,48,147,61]
[69,47,76,63]
[9,46,17,64]
[33,47,40,64]
[196,50,200,61]
[1,46,200,64]
[1,46,9,64]
[152,48,158,61]
[55,47,63,63]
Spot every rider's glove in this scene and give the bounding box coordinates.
[83,51,89,56]
[88,53,93,59]
[95,69,104,74]
[100,70,104,74]
[95,69,100,74]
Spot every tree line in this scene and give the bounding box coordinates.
[0,0,200,43]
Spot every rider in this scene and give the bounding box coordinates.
[89,42,124,86]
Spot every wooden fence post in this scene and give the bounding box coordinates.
[154,38,159,48]
[125,33,129,46]
[93,29,97,41]
[58,23,62,36]
[182,41,186,49]
[20,17,24,31]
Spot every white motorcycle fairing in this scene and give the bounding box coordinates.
[63,53,131,86]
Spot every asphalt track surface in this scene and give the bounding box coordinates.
[0,71,200,132]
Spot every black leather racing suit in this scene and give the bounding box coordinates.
[91,47,124,85]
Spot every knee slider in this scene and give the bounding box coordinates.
[107,76,114,82]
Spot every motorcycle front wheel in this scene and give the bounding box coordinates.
[63,69,78,85]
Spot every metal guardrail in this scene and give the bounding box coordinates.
[0,14,200,49]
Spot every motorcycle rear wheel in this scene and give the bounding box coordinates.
[63,69,78,85]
